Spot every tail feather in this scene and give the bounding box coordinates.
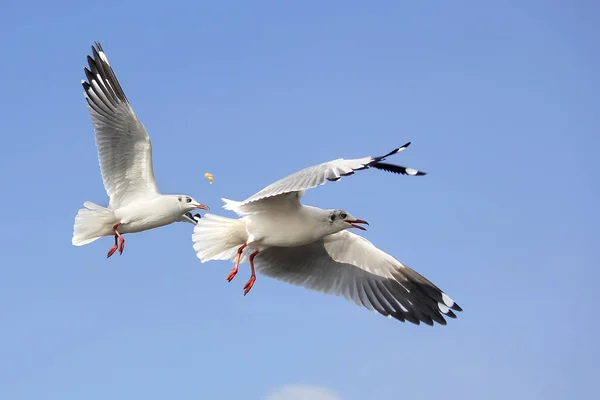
[192,213,247,262]
[83,201,107,210]
[222,196,293,215]
[72,202,117,246]
[221,198,244,212]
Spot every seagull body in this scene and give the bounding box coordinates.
[242,204,350,247]
[72,43,208,257]
[111,196,198,233]
[192,144,462,326]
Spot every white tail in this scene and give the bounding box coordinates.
[221,197,247,213]
[72,201,118,246]
[192,213,247,263]
[221,196,293,215]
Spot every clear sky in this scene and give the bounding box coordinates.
[0,1,597,399]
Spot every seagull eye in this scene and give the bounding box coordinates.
[186,198,192,203]
[340,212,347,219]
[178,196,182,202]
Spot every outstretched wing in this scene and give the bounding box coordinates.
[228,143,425,213]
[82,42,159,209]
[254,230,461,326]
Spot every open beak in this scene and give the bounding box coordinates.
[345,219,369,231]
[196,203,210,210]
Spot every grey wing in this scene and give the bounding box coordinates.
[82,42,159,209]
[254,231,461,326]
[238,142,425,208]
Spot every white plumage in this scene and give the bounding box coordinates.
[72,43,208,257]
[192,144,462,325]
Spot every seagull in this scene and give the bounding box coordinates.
[72,42,209,258]
[192,143,462,325]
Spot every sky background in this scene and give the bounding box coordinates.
[0,1,598,399]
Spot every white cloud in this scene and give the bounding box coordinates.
[264,384,342,400]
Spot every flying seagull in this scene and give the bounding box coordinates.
[192,143,461,325]
[72,42,209,257]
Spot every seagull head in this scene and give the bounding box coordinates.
[177,195,210,212]
[327,209,369,232]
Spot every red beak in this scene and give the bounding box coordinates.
[196,204,210,210]
[345,219,369,231]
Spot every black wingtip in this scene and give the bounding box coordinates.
[83,42,129,104]
[92,42,104,54]
[371,162,427,176]
[375,142,411,161]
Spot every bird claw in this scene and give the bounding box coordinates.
[243,276,256,296]
[107,245,118,258]
[226,269,238,282]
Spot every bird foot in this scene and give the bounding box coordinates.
[107,223,124,258]
[107,245,118,258]
[243,276,256,296]
[226,268,238,282]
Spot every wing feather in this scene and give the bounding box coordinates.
[254,230,461,325]
[82,42,159,209]
[230,143,426,214]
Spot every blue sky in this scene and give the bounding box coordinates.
[0,1,598,399]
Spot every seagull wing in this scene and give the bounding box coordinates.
[226,143,425,214]
[82,42,159,209]
[254,230,461,326]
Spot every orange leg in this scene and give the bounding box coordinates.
[243,250,260,296]
[107,233,118,258]
[117,231,125,255]
[226,243,247,282]
[106,223,123,258]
